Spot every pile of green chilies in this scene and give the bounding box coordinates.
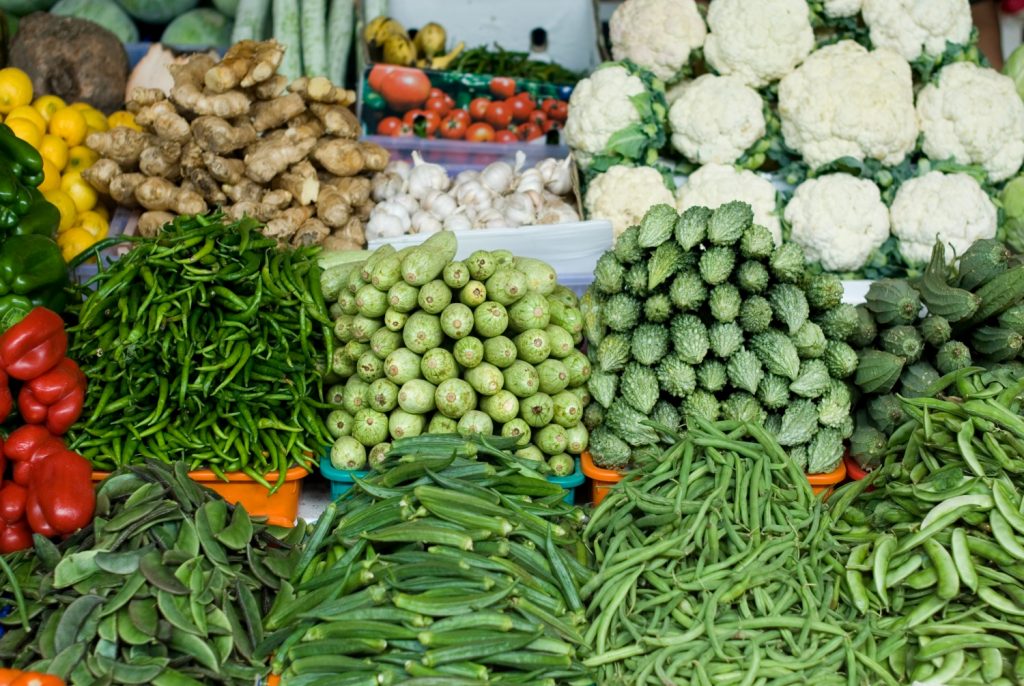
[833,367,1024,684]
[453,46,582,83]
[267,434,594,685]
[65,213,334,489]
[581,419,881,686]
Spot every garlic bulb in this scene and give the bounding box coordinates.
[408,151,451,199]
[411,209,443,235]
[476,207,507,229]
[455,180,493,212]
[536,200,580,225]
[515,168,544,195]
[385,159,412,181]
[503,193,536,228]
[443,211,472,232]
[371,171,405,202]
[480,160,515,194]
[366,200,412,239]
[537,157,573,195]
[393,193,420,216]
[453,169,479,188]
[420,190,457,219]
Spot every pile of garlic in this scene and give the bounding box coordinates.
[366,152,580,241]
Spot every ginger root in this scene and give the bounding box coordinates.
[309,103,359,139]
[250,93,306,132]
[261,188,293,209]
[252,74,288,100]
[226,201,281,223]
[109,173,146,207]
[185,166,227,205]
[202,152,245,184]
[134,99,190,142]
[244,129,318,184]
[224,179,263,204]
[265,205,314,238]
[358,142,389,172]
[138,141,181,179]
[137,211,175,237]
[316,184,352,228]
[273,160,319,206]
[204,39,285,93]
[286,112,325,139]
[313,138,364,177]
[191,116,257,154]
[293,217,330,246]
[135,177,208,215]
[86,128,152,169]
[289,76,356,106]
[82,159,122,194]
[326,175,372,206]
[127,88,167,111]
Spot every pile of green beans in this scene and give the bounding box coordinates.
[65,213,334,490]
[267,435,595,685]
[581,418,875,686]
[834,367,1024,684]
[453,46,582,83]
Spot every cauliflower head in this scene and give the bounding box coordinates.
[668,74,766,166]
[610,0,707,83]
[703,0,815,88]
[822,0,862,18]
[890,171,997,264]
[778,41,918,169]
[585,165,676,239]
[564,63,665,171]
[917,62,1024,183]
[675,164,782,244]
[784,173,890,272]
[862,0,972,62]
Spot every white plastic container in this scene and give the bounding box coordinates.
[367,220,614,276]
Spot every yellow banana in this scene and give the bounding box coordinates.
[430,41,465,71]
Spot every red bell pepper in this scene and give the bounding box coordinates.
[4,425,65,486]
[0,519,31,554]
[18,357,86,435]
[0,369,11,423]
[25,488,56,537]
[0,482,27,523]
[0,307,66,381]
[29,449,95,535]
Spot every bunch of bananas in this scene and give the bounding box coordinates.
[364,16,465,70]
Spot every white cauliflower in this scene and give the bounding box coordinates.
[822,0,862,18]
[703,0,815,88]
[784,174,890,272]
[564,63,661,171]
[917,62,1024,183]
[610,0,706,83]
[585,165,675,240]
[862,0,972,62]
[675,164,782,244]
[890,171,997,264]
[778,41,918,169]
[668,74,766,166]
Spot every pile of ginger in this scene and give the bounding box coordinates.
[84,40,387,249]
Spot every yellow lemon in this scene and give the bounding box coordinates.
[69,102,94,112]
[48,107,88,146]
[38,158,61,192]
[91,203,110,221]
[76,210,110,239]
[61,170,97,212]
[5,117,41,148]
[107,110,141,131]
[38,134,69,171]
[43,188,77,231]
[5,104,46,133]
[67,145,99,172]
[58,227,96,261]
[80,108,108,134]
[0,68,33,114]
[33,95,66,123]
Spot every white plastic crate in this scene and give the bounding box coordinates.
[367,220,614,276]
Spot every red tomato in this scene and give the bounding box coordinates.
[528,109,548,128]
[0,669,21,686]
[518,122,542,141]
[540,98,558,115]
[376,116,404,136]
[440,113,468,139]
[489,77,516,99]
[466,122,496,143]
[368,64,400,92]
[403,109,440,136]
[542,119,561,133]
[429,87,445,100]
[509,95,534,122]
[469,97,491,121]
[425,95,452,117]
[484,102,513,129]
[495,130,518,144]
[447,108,471,125]
[378,67,431,112]
[548,100,569,122]
[11,675,64,686]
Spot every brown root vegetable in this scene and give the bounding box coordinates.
[273,160,319,206]
[138,142,182,179]
[185,166,227,205]
[293,217,330,246]
[202,152,245,184]
[10,13,128,114]
[82,159,122,194]
[327,176,372,206]
[261,188,293,209]
[109,173,146,207]
[191,116,257,154]
[135,177,207,215]
[358,142,389,172]
[224,179,263,204]
[316,185,352,228]
[226,201,280,223]
[252,74,289,100]
[204,39,285,93]
[134,100,190,142]
[265,206,314,238]
[86,127,152,169]
[251,93,306,132]
[334,216,367,248]
[289,75,356,106]
[137,211,175,237]
[313,138,364,177]
[309,103,359,138]
[127,88,168,112]
[244,129,317,184]
[287,112,326,139]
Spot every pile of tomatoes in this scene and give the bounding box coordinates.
[376,78,569,143]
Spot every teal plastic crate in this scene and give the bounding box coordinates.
[548,458,584,504]
[320,456,370,500]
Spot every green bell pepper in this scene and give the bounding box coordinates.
[0,124,43,180]
[13,193,61,237]
[0,234,66,296]
[0,294,33,332]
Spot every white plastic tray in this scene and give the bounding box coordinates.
[368,220,614,276]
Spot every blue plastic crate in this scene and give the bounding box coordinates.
[547,458,585,504]
[320,456,370,500]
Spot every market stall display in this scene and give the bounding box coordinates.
[321,231,591,477]
[82,40,379,251]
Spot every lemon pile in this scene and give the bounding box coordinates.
[0,67,141,262]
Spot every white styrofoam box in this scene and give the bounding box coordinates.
[842,280,871,305]
[376,0,603,73]
[365,135,570,174]
[368,220,614,275]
